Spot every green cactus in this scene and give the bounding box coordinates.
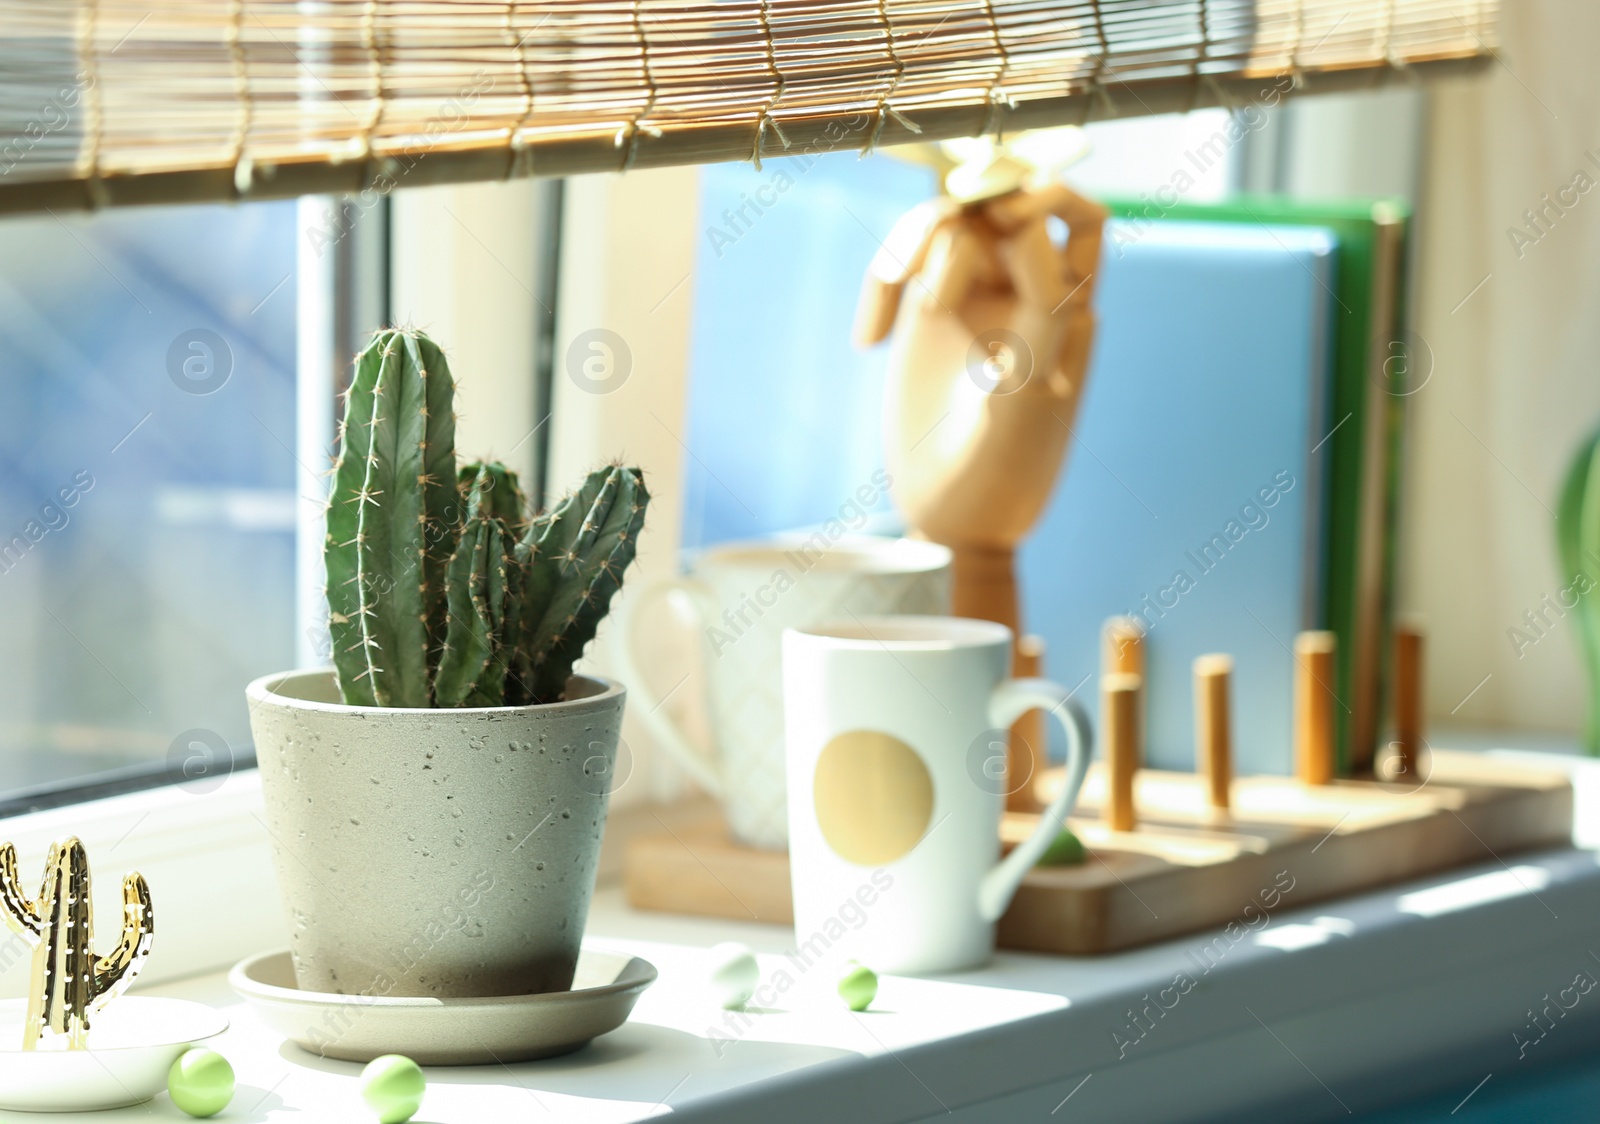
[433,488,498,708]
[1558,428,1600,754]
[325,329,648,707]
[460,460,529,538]
[520,464,650,704]
[325,330,458,707]
[0,838,154,1049]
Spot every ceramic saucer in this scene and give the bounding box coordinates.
[230,946,656,1065]
[0,996,228,1112]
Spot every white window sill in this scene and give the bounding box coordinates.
[4,749,1598,1122]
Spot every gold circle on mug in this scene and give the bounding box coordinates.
[812,730,934,865]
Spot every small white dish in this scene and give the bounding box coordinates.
[230,947,656,1065]
[0,996,228,1112]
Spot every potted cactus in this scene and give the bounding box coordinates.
[246,328,648,1001]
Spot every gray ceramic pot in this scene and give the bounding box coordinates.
[245,669,624,1000]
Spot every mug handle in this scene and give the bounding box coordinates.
[613,576,726,799]
[976,678,1093,923]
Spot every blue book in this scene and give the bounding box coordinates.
[1019,220,1337,776]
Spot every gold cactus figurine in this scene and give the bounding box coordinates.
[0,837,154,1049]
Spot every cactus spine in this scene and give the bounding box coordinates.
[326,329,648,707]
[0,838,154,1049]
[1558,428,1600,754]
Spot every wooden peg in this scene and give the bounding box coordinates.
[1193,654,1233,810]
[1102,672,1141,832]
[1101,618,1145,801]
[1392,621,1425,780]
[1007,634,1048,813]
[1294,631,1337,785]
[1103,616,1145,677]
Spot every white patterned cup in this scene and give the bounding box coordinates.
[617,536,950,849]
[782,616,1092,974]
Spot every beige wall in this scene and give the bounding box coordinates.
[548,167,703,806]
[1405,0,1600,734]
[391,180,545,487]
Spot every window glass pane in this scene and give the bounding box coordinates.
[682,151,935,551]
[0,202,297,795]
[1068,110,1236,201]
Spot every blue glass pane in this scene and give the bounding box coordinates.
[0,202,297,789]
[681,151,936,552]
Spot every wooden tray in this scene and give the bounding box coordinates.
[623,750,1573,953]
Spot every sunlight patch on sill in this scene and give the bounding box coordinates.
[1396,866,1551,918]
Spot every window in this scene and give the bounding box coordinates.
[0,198,384,809]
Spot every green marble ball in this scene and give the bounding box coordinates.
[167,1048,235,1118]
[360,1054,427,1124]
[707,941,760,1010]
[1038,827,1086,866]
[837,961,878,1012]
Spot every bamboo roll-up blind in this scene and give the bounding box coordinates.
[0,0,1496,214]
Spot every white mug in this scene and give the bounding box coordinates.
[782,615,1091,974]
[617,536,951,849]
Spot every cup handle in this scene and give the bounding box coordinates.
[613,576,726,799]
[976,678,1093,923]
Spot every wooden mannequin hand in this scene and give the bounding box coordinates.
[855,182,1107,553]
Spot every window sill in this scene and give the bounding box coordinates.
[5,750,1598,1122]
